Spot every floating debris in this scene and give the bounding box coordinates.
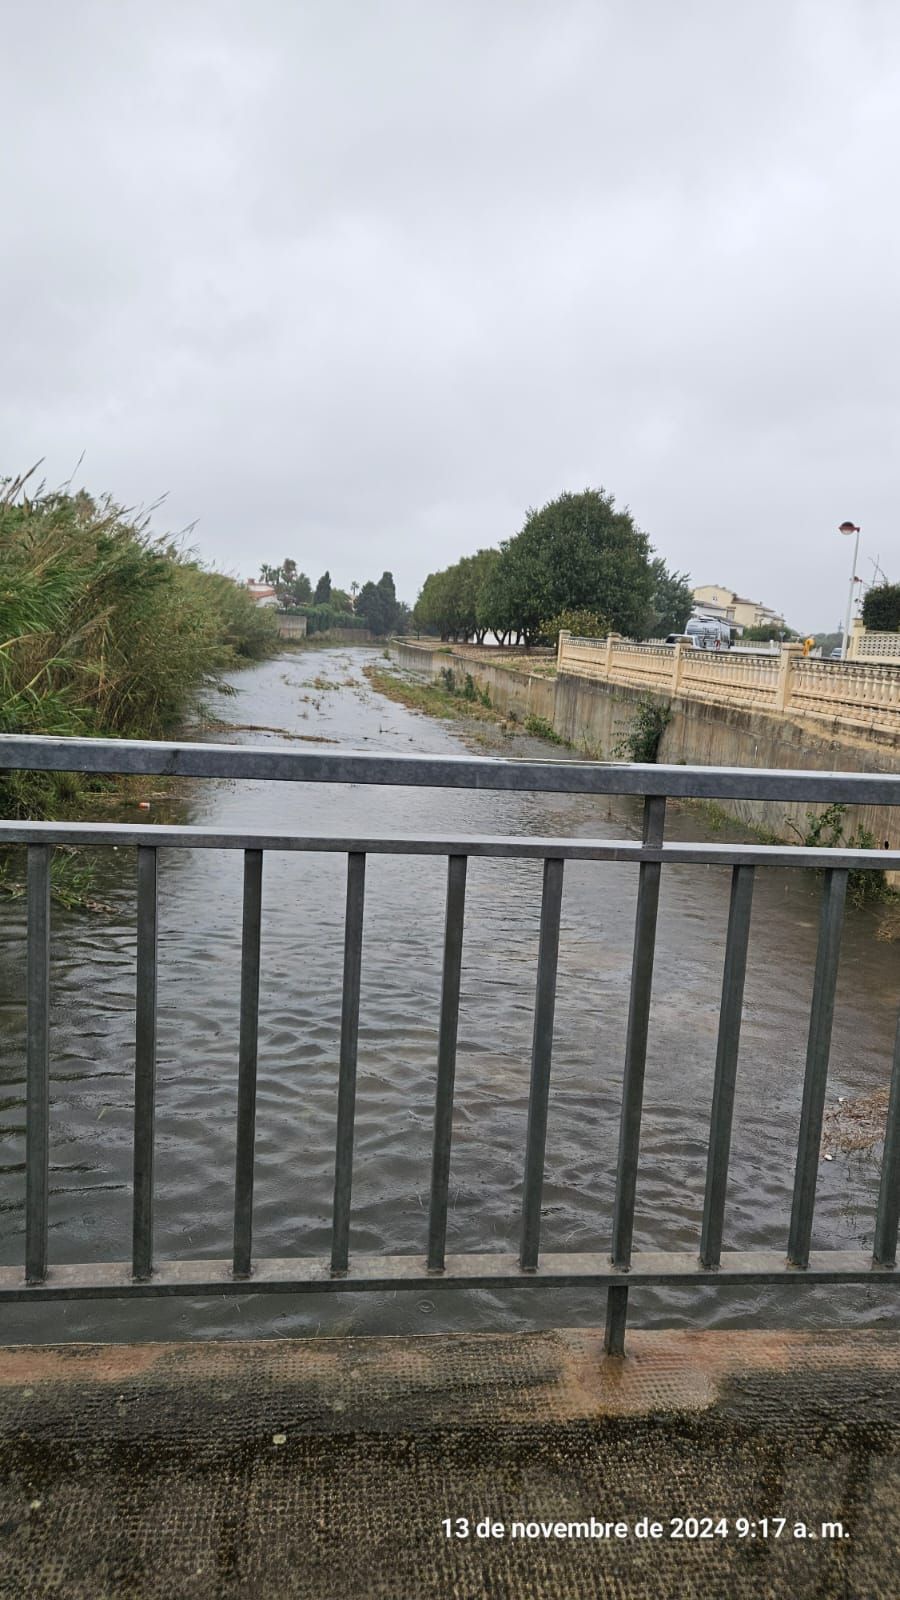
[822,1088,891,1158]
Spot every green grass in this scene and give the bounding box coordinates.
[364,666,505,724]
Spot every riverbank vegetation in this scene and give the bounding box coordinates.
[363,665,508,727]
[413,489,693,646]
[790,802,892,909]
[0,469,278,817]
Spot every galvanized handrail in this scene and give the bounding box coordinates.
[2,734,900,1357]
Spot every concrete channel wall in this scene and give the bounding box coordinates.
[390,640,900,851]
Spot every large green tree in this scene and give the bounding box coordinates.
[487,488,655,646]
[413,549,500,641]
[356,570,401,636]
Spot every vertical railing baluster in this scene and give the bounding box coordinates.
[25,845,51,1284]
[605,795,666,1355]
[330,852,366,1274]
[787,868,848,1267]
[873,1013,900,1266]
[520,857,565,1271]
[428,854,468,1271]
[700,864,755,1268]
[233,849,264,1278]
[132,846,159,1280]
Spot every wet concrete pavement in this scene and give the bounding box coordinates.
[1,1326,899,1598]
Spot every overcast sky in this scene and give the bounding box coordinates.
[3,2,898,629]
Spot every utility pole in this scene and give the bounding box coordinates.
[838,522,861,661]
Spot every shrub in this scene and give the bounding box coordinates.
[791,802,892,908]
[298,604,370,636]
[862,584,900,633]
[539,608,610,648]
[615,697,671,762]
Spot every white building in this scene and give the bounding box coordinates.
[692,585,785,632]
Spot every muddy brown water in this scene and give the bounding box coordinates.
[1,647,898,1343]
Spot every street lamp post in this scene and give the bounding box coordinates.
[839,521,861,661]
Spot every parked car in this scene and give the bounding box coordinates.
[684,615,734,650]
[829,647,843,659]
[664,633,693,645]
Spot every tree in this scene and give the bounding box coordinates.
[645,558,693,638]
[458,549,499,643]
[540,608,610,649]
[488,488,654,647]
[477,551,521,645]
[356,580,385,635]
[257,561,312,604]
[377,571,399,635]
[357,571,400,636]
[330,588,354,613]
[862,583,900,632]
[413,549,502,642]
[314,570,332,604]
[414,563,468,640]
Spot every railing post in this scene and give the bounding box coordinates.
[428,854,468,1271]
[671,640,684,695]
[25,846,51,1285]
[775,642,802,713]
[132,846,159,1282]
[700,865,755,1268]
[788,868,848,1267]
[605,794,666,1357]
[556,629,571,673]
[233,850,264,1279]
[331,851,367,1275]
[605,632,621,680]
[873,1011,900,1266]
[520,858,565,1271]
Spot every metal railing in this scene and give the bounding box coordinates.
[2,735,900,1355]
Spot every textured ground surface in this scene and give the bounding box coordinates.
[1,1326,899,1598]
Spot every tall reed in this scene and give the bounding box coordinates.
[0,470,277,815]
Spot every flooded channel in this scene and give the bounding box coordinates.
[1,646,899,1343]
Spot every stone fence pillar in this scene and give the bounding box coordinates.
[671,640,685,695]
[556,629,571,672]
[848,618,865,661]
[605,632,621,678]
[775,643,803,712]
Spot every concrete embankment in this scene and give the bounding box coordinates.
[390,641,900,848]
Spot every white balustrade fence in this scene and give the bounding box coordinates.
[556,633,900,736]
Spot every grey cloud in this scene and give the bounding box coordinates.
[2,0,898,625]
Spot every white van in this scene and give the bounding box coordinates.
[685,615,733,651]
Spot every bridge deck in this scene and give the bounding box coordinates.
[1,1326,899,1597]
